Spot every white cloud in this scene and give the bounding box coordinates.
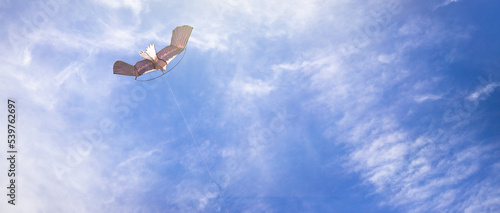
[467,82,500,101]
[93,0,154,16]
[233,78,274,96]
[438,0,460,8]
[1,0,498,212]
[268,2,497,211]
[414,94,442,103]
[0,1,179,212]
[377,53,397,63]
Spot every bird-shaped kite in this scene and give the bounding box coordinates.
[113,25,193,79]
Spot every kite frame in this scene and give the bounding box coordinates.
[135,48,187,82]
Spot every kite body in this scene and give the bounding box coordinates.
[113,25,193,78]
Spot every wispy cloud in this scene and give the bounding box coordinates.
[268,2,500,212]
[1,0,499,212]
[437,0,460,9]
[467,82,500,101]
[414,94,443,103]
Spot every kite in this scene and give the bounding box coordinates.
[113,25,193,80]
[113,24,229,212]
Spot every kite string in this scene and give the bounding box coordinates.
[166,78,230,213]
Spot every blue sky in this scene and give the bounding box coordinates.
[1,0,500,212]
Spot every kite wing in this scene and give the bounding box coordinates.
[113,60,156,77]
[134,59,157,76]
[157,25,193,69]
[170,25,193,49]
[113,60,137,76]
[157,46,183,69]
